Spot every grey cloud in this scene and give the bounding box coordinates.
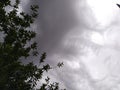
[24,0,93,54]
[21,0,120,90]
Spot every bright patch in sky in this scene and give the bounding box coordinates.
[91,32,104,45]
[87,0,118,26]
[81,0,120,87]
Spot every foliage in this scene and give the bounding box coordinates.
[0,0,65,90]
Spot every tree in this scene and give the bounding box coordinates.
[0,0,65,90]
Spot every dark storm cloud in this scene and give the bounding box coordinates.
[23,0,88,54]
[37,0,77,53]
[21,0,97,90]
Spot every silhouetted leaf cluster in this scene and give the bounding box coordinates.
[0,0,65,90]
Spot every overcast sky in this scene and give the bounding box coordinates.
[21,0,120,90]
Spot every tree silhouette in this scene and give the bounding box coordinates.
[0,0,64,90]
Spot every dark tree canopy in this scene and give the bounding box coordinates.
[0,0,64,90]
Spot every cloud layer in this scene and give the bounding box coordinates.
[21,0,120,90]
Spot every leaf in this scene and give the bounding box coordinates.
[57,62,64,68]
[39,52,46,63]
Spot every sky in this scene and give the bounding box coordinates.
[21,0,120,90]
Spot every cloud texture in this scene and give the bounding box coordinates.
[21,0,120,90]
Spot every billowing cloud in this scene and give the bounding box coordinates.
[21,0,120,90]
